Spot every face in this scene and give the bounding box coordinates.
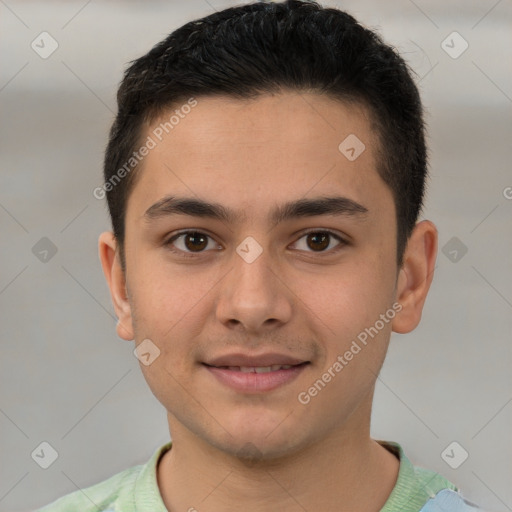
[101,91,423,461]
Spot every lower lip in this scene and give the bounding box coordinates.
[204,363,308,393]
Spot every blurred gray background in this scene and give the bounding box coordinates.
[1,1,511,511]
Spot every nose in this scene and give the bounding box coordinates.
[215,238,293,334]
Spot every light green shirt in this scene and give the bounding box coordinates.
[36,440,458,511]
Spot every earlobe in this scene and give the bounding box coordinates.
[98,231,135,341]
[391,220,438,334]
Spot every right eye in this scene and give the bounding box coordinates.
[164,230,222,258]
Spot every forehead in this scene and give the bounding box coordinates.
[126,91,392,224]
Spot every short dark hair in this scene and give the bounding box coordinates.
[103,0,427,271]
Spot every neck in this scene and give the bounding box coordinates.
[157,403,400,512]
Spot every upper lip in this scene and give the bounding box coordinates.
[204,353,308,367]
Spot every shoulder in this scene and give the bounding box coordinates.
[35,442,172,512]
[35,463,142,512]
[377,440,459,512]
[412,462,459,494]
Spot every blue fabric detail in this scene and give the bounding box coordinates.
[419,489,483,512]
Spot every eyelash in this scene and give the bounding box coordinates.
[163,229,348,259]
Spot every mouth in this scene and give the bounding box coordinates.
[204,363,307,373]
[202,360,310,393]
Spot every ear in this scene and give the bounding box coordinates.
[392,220,438,334]
[98,231,135,341]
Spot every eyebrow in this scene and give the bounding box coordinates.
[143,195,369,225]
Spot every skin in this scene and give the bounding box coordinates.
[99,91,437,512]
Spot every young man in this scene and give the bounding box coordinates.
[38,1,484,511]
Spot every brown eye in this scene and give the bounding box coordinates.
[183,232,208,252]
[293,230,346,254]
[165,231,219,257]
[306,232,330,251]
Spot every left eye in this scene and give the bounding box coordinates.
[164,230,346,257]
[292,231,346,253]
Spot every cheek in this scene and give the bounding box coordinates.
[309,259,394,330]
[129,261,216,360]
[302,256,396,383]
[130,256,196,321]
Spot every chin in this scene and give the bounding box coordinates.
[206,416,308,462]
[214,435,302,464]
